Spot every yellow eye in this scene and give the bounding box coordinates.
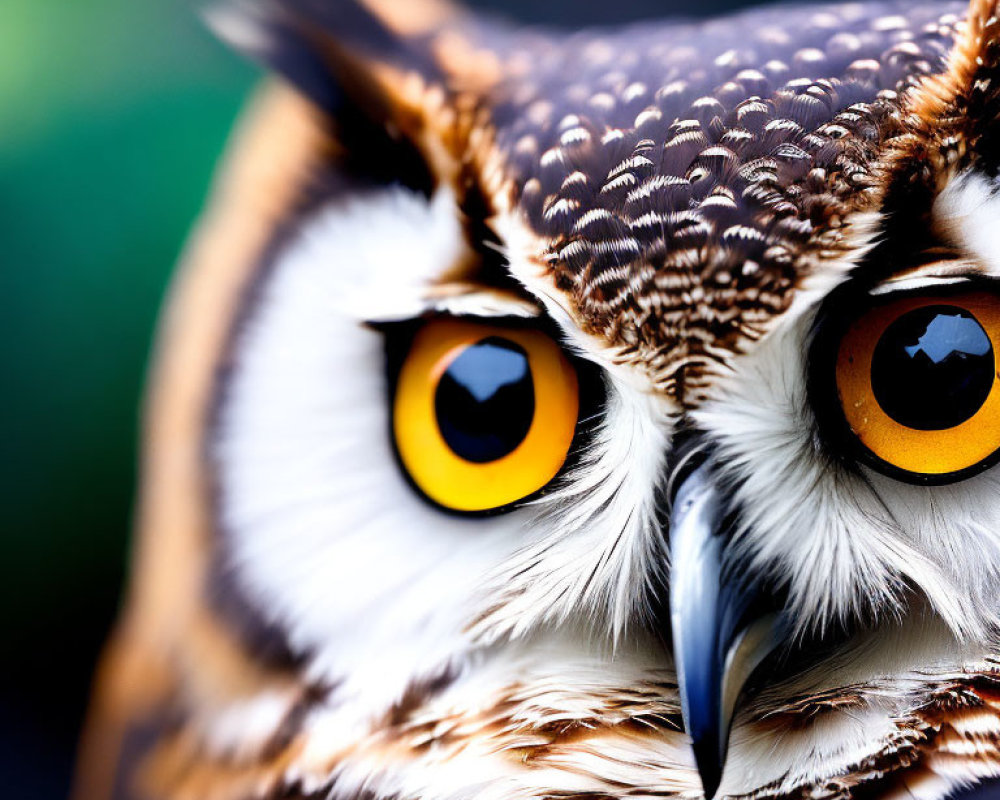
[835,291,1000,480]
[392,318,579,511]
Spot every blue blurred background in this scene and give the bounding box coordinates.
[0,0,825,796]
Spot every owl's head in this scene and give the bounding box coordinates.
[110,1,1000,798]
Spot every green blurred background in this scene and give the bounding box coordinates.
[0,0,818,796]
[1,0,255,794]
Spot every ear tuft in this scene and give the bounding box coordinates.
[205,0,452,114]
[204,1,341,111]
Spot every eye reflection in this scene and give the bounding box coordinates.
[871,306,994,431]
[435,338,535,463]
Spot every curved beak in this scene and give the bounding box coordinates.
[668,463,789,799]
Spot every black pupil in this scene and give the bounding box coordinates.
[870,305,994,430]
[435,337,535,463]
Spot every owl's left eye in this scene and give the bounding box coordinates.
[392,318,579,512]
[825,289,1000,483]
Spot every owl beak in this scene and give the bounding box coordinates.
[668,462,789,799]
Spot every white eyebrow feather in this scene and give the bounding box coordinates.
[870,267,980,294]
[283,184,538,324]
[403,284,540,322]
[934,169,1000,277]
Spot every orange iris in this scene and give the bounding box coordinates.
[393,318,579,511]
[835,291,1000,479]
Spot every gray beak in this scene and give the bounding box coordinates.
[668,462,789,799]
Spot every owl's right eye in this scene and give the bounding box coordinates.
[825,288,1000,482]
[391,318,580,512]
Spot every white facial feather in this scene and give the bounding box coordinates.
[470,379,672,646]
[469,207,681,644]
[727,616,999,798]
[289,633,696,800]
[215,186,532,719]
[935,169,1000,277]
[694,305,1000,641]
[211,171,1000,800]
[216,185,680,710]
[215,185,676,728]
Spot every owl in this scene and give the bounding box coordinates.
[74,0,1000,798]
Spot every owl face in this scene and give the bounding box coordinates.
[86,1,1000,799]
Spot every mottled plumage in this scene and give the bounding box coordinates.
[75,1,1000,799]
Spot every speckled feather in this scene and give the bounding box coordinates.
[253,0,974,398]
[478,2,965,397]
